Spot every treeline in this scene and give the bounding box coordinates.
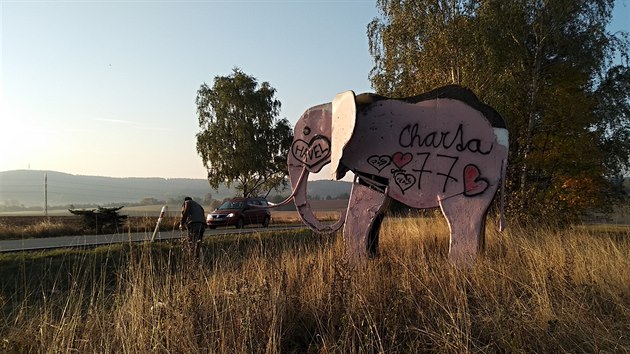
[0,192,352,213]
[368,0,630,221]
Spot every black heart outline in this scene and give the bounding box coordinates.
[291,135,331,169]
[393,171,416,194]
[367,155,392,172]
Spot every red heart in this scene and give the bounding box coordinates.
[392,152,413,169]
[463,164,489,196]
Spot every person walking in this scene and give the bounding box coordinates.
[179,196,206,259]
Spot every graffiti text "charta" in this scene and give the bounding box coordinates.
[399,123,493,155]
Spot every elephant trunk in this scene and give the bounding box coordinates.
[289,164,345,233]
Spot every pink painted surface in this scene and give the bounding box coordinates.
[343,182,388,259]
[287,103,344,234]
[290,103,332,174]
[340,99,507,209]
[286,87,509,266]
[330,91,356,179]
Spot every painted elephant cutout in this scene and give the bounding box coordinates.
[286,85,508,266]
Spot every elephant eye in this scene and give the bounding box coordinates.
[303,127,311,136]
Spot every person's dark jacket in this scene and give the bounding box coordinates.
[181,199,205,225]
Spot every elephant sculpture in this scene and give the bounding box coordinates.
[285,85,508,266]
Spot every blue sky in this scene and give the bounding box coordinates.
[1,0,628,179]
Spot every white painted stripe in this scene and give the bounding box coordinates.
[493,128,509,147]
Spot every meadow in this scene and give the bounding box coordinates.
[1,216,629,352]
[0,210,339,241]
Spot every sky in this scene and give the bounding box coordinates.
[1,0,629,180]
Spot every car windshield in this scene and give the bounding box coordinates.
[218,201,243,210]
[246,199,269,207]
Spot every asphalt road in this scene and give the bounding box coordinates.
[0,225,305,253]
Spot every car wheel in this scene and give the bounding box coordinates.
[236,218,244,229]
[262,216,270,228]
[208,225,217,230]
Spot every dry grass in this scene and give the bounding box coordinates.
[0,212,335,240]
[0,218,82,240]
[1,217,629,352]
[272,210,341,224]
[0,216,173,240]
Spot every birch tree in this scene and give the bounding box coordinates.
[368,0,630,220]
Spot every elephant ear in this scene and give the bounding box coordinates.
[330,91,356,180]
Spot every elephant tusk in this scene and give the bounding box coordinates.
[265,165,308,209]
[270,163,346,234]
[301,211,345,233]
[327,213,346,232]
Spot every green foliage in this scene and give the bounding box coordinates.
[195,68,293,198]
[368,0,630,220]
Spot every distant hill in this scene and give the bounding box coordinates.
[303,179,352,199]
[0,170,351,207]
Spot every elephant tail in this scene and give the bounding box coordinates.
[498,158,508,232]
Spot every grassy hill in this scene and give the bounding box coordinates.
[0,170,351,208]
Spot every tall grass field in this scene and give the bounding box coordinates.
[1,217,629,352]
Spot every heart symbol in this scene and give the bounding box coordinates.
[463,164,489,196]
[367,155,392,172]
[392,152,413,169]
[291,136,331,169]
[393,171,416,194]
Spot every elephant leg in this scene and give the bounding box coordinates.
[368,213,385,257]
[343,182,389,260]
[438,194,493,267]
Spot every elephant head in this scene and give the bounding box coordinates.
[286,91,363,232]
[285,90,416,231]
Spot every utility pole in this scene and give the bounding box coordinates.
[45,173,48,217]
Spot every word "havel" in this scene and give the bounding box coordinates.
[291,136,331,168]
